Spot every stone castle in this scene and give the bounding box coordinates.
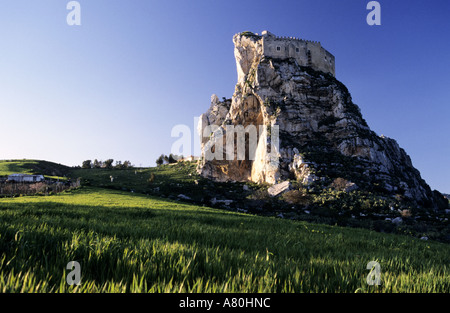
[258,30,335,76]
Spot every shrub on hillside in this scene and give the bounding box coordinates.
[168,154,177,164]
[93,159,102,168]
[156,155,165,166]
[249,188,270,201]
[330,177,349,191]
[281,189,310,206]
[82,160,92,169]
[148,173,155,184]
[104,159,114,169]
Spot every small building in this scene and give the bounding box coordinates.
[7,174,45,183]
[182,155,200,162]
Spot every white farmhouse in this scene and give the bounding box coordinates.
[7,174,45,183]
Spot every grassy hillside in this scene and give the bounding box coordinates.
[0,159,71,179]
[70,162,248,203]
[71,163,450,243]
[0,187,448,293]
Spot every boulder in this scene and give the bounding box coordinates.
[344,182,359,193]
[177,194,192,201]
[267,181,291,197]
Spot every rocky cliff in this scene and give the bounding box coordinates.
[197,31,434,206]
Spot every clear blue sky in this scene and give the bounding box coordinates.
[0,0,449,193]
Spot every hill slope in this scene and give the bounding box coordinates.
[0,159,71,178]
[0,187,448,292]
[71,162,450,243]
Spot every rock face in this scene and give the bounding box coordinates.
[197,31,434,205]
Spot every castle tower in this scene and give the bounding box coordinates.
[260,30,335,76]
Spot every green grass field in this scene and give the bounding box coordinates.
[0,186,448,293]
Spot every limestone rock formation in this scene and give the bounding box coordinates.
[197,31,434,205]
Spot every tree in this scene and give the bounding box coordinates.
[93,159,102,168]
[82,160,92,169]
[156,154,165,166]
[168,154,177,164]
[104,159,114,169]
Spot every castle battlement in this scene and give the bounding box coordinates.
[260,30,335,76]
[268,35,318,44]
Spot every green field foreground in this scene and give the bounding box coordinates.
[0,187,448,293]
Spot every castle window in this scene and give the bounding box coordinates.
[276,46,281,51]
[296,48,299,52]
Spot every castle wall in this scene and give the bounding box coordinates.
[261,31,335,76]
